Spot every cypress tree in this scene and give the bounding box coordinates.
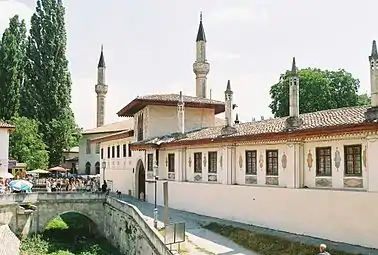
[0,15,27,121]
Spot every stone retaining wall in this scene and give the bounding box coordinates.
[0,224,20,255]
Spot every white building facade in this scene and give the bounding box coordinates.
[0,122,14,177]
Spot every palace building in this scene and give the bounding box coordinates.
[90,14,378,250]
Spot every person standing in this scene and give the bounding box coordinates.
[319,244,330,255]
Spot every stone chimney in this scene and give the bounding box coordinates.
[286,57,303,129]
[234,113,240,124]
[365,40,378,121]
[177,91,185,133]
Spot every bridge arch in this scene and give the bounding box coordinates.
[41,210,99,232]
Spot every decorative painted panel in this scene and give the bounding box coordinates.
[188,156,192,168]
[194,174,202,182]
[245,175,257,185]
[266,176,278,185]
[363,146,367,168]
[281,152,287,170]
[238,154,243,169]
[334,147,341,170]
[307,149,313,171]
[168,172,175,180]
[344,178,363,188]
[315,178,332,188]
[259,153,264,169]
[220,154,223,168]
[203,155,207,167]
[208,174,217,182]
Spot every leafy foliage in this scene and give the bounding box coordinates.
[20,213,121,255]
[0,15,27,121]
[204,222,354,255]
[9,116,48,170]
[269,68,367,117]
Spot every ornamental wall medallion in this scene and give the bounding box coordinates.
[281,152,287,170]
[259,153,264,169]
[334,147,341,170]
[203,155,207,167]
[238,154,243,169]
[165,157,168,167]
[220,155,223,168]
[188,156,192,168]
[194,174,202,182]
[363,146,367,168]
[307,150,313,171]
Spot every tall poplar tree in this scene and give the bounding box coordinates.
[0,15,27,120]
[22,0,79,166]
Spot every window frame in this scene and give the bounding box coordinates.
[123,144,127,157]
[147,153,153,172]
[344,145,362,177]
[194,152,202,173]
[316,147,332,177]
[266,150,278,176]
[168,153,175,172]
[111,146,115,158]
[107,147,110,158]
[208,152,217,173]
[245,150,257,175]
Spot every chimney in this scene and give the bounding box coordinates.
[177,91,185,133]
[261,116,264,121]
[289,57,299,118]
[234,113,240,124]
[225,80,233,126]
[252,117,256,122]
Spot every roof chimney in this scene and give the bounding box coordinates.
[234,113,240,124]
[177,91,185,133]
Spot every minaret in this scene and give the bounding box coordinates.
[225,80,233,126]
[177,91,185,134]
[193,12,210,98]
[365,40,378,121]
[289,57,299,118]
[95,45,108,127]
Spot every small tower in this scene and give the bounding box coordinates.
[286,57,302,129]
[193,12,210,98]
[95,45,108,127]
[225,80,233,126]
[365,40,378,121]
[177,91,185,134]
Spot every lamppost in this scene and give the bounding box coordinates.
[153,163,159,229]
[101,161,106,183]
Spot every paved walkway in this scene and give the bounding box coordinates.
[118,195,376,255]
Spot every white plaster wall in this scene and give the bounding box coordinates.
[146,105,215,139]
[0,129,10,176]
[158,181,378,249]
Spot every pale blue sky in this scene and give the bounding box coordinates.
[0,0,376,129]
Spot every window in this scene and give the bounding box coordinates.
[316,147,332,176]
[128,144,132,157]
[85,162,91,175]
[194,152,202,173]
[95,143,100,154]
[208,152,217,173]
[111,146,115,158]
[344,145,362,176]
[101,148,104,159]
[123,144,127,157]
[266,150,278,176]
[147,153,153,171]
[107,146,110,158]
[116,145,120,158]
[245,150,257,175]
[86,139,91,154]
[95,162,100,175]
[155,150,159,165]
[137,114,144,141]
[168,154,175,172]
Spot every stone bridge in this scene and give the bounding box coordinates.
[0,192,172,255]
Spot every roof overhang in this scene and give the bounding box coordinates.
[91,130,134,143]
[117,98,225,117]
[130,123,378,150]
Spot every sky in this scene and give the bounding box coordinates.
[0,0,377,129]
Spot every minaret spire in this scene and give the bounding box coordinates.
[95,45,108,127]
[225,80,234,126]
[193,12,210,98]
[365,40,378,121]
[286,57,302,129]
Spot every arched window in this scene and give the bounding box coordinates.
[85,162,91,175]
[95,162,100,175]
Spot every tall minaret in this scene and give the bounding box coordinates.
[225,80,233,126]
[95,45,108,127]
[193,12,210,98]
[289,57,299,118]
[365,40,378,121]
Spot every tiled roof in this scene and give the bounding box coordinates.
[90,130,134,143]
[117,93,225,117]
[82,118,134,134]
[214,117,225,126]
[132,106,374,146]
[0,121,14,129]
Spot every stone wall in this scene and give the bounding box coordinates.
[0,224,20,255]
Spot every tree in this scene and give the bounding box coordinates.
[9,116,49,170]
[0,15,27,120]
[21,0,79,166]
[269,68,365,117]
[358,93,371,106]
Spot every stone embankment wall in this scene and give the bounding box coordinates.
[0,224,20,255]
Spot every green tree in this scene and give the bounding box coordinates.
[357,93,371,106]
[269,68,363,117]
[21,0,79,166]
[9,116,49,170]
[0,15,27,120]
